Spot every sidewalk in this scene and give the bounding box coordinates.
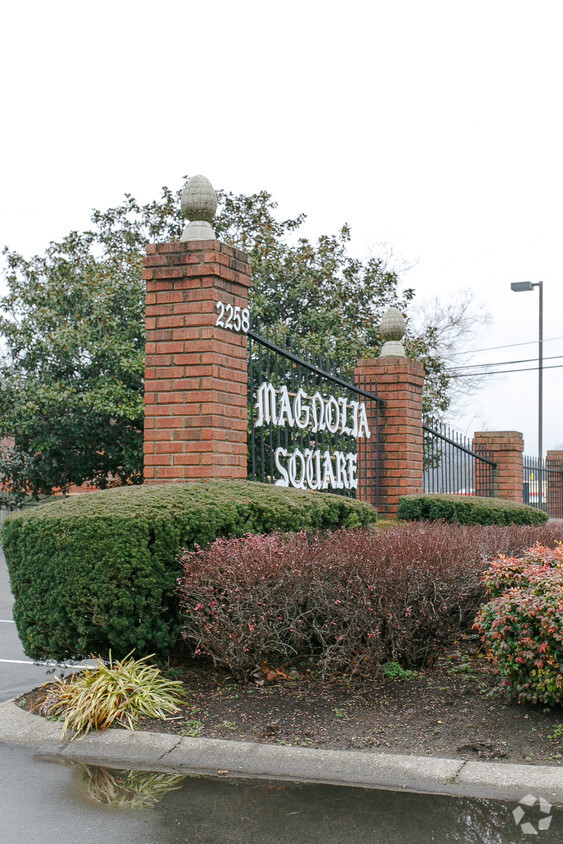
[2,697,563,806]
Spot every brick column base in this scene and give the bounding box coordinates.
[355,356,424,518]
[143,240,251,483]
[546,450,563,518]
[473,431,524,503]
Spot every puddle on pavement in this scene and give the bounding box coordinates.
[69,761,563,843]
[2,744,562,843]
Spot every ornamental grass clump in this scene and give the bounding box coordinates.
[474,543,563,706]
[33,653,185,740]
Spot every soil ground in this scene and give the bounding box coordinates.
[21,635,563,766]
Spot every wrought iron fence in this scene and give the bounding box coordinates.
[523,455,563,517]
[423,420,496,497]
[247,322,382,508]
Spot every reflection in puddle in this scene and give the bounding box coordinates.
[76,764,563,842]
[83,765,186,808]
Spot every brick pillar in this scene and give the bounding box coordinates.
[143,240,251,483]
[546,450,563,518]
[355,357,425,518]
[472,432,524,502]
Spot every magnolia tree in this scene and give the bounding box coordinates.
[0,182,486,500]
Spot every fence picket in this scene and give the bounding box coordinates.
[423,420,496,497]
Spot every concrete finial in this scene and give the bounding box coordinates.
[180,175,217,241]
[379,307,407,357]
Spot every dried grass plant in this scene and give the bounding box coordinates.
[32,652,184,740]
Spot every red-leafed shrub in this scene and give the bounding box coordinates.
[480,542,563,599]
[522,542,563,565]
[178,533,328,681]
[475,578,563,705]
[474,542,563,705]
[178,522,563,680]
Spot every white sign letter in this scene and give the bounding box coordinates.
[293,389,310,429]
[255,382,278,427]
[274,447,289,486]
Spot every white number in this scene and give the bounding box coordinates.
[215,300,250,334]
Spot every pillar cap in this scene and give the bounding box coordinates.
[180,175,217,241]
[379,307,407,357]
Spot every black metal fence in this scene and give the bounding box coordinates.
[523,455,563,517]
[247,323,382,508]
[423,420,496,497]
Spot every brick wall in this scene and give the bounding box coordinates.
[546,450,563,518]
[355,356,425,517]
[143,240,251,482]
[473,431,524,502]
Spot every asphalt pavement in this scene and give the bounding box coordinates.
[0,743,171,843]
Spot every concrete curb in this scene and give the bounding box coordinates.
[2,698,563,804]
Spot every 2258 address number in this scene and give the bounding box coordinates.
[215,300,250,334]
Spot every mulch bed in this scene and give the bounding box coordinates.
[21,635,563,766]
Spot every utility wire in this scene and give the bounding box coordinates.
[449,354,563,372]
[448,363,563,378]
[453,335,563,355]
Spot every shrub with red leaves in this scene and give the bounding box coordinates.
[178,522,563,681]
[475,542,563,705]
[480,542,563,599]
[178,533,321,681]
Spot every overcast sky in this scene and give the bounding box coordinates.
[1,1,562,455]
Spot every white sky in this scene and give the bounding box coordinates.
[1,0,562,455]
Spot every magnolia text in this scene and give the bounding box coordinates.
[254,382,371,438]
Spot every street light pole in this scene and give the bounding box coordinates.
[538,280,543,470]
[510,280,544,505]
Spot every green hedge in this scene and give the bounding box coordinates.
[397,493,548,525]
[1,480,377,661]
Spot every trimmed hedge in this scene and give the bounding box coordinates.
[397,493,548,525]
[1,480,377,661]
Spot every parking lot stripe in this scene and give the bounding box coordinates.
[0,657,97,668]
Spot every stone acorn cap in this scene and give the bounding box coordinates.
[180,175,217,241]
[379,307,407,357]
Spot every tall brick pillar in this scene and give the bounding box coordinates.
[355,308,425,518]
[546,450,563,518]
[143,176,251,483]
[472,432,524,502]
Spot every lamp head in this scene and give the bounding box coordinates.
[511,281,535,292]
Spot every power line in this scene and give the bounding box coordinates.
[449,354,563,372]
[453,335,563,355]
[448,362,563,378]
